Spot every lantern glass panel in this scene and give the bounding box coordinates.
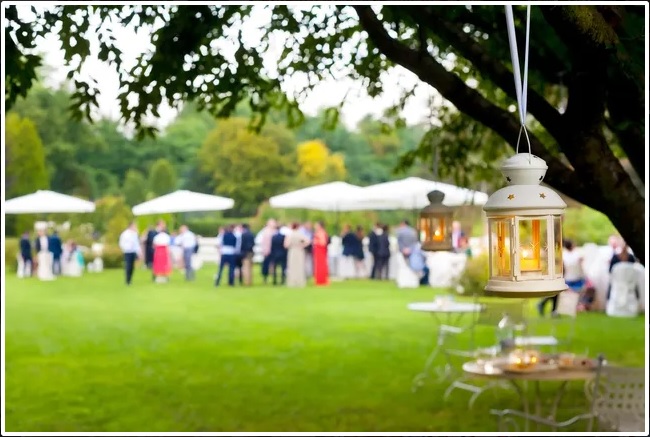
[517,218,549,276]
[419,214,451,245]
[419,217,430,242]
[554,215,563,278]
[431,216,445,242]
[490,218,512,278]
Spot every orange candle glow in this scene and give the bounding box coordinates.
[434,218,445,241]
[497,221,506,275]
[519,220,541,272]
[520,248,540,271]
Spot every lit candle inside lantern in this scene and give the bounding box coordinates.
[520,219,542,272]
[434,218,445,241]
[520,248,539,271]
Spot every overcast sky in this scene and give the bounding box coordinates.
[20,4,439,132]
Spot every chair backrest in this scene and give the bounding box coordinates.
[556,290,579,317]
[592,362,645,431]
[610,262,638,288]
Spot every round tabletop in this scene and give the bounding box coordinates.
[463,360,597,381]
[408,302,482,313]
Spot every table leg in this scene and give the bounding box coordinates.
[549,381,568,431]
[411,342,442,391]
[412,311,471,392]
[508,380,529,432]
[534,381,542,431]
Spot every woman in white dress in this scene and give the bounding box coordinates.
[35,230,55,281]
[284,223,309,288]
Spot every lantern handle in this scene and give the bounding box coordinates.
[505,5,532,163]
[515,125,532,160]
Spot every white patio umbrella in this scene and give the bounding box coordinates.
[269,181,365,212]
[4,190,96,214]
[131,190,234,216]
[336,177,489,211]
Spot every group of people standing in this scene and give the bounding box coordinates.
[119,220,198,285]
[19,229,84,280]
[117,218,471,289]
[360,220,429,285]
[216,219,330,288]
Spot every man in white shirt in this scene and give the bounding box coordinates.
[119,222,142,285]
[176,225,197,281]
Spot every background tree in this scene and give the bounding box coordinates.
[9,84,107,197]
[122,169,148,207]
[296,140,347,186]
[5,113,49,198]
[198,118,298,215]
[147,158,178,197]
[5,113,50,235]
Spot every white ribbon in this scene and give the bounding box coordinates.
[505,5,532,154]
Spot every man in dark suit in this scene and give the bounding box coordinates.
[145,224,158,269]
[240,223,256,286]
[216,225,237,287]
[49,231,63,275]
[20,231,33,277]
[368,223,381,279]
[270,228,288,285]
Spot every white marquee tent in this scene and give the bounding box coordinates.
[269,181,365,212]
[4,190,96,214]
[132,190,235,216]
[336,177,489,211]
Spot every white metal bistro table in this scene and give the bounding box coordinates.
[409,300,482,391]
[463,359,597,432]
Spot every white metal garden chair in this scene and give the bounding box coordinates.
[491,355,646,432]
[606,262,640,317]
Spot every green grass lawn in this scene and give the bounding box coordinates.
[4,268,645,432]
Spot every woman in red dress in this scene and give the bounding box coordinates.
[152,231,172,282]
[312,221,329,286]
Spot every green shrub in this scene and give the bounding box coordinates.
[454,252,489,297]
[5,238,19,268]
[59,223,96,247]
[185,216,254,237]
[101,245,125,269]
[92,196,133,238]
[563,206,618,245]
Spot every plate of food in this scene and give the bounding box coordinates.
[557,356,598,371]
[502,362,559,374]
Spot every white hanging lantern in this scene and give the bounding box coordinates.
[483,153,567,298]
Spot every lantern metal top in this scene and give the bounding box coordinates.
[501,153,548,186]
[483,154,567,214]
[421,190,453,214]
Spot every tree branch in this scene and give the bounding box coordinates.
[541,5,644,167]
[353,5,590,203]
[402,7,567,146]
[439,5,569,85]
